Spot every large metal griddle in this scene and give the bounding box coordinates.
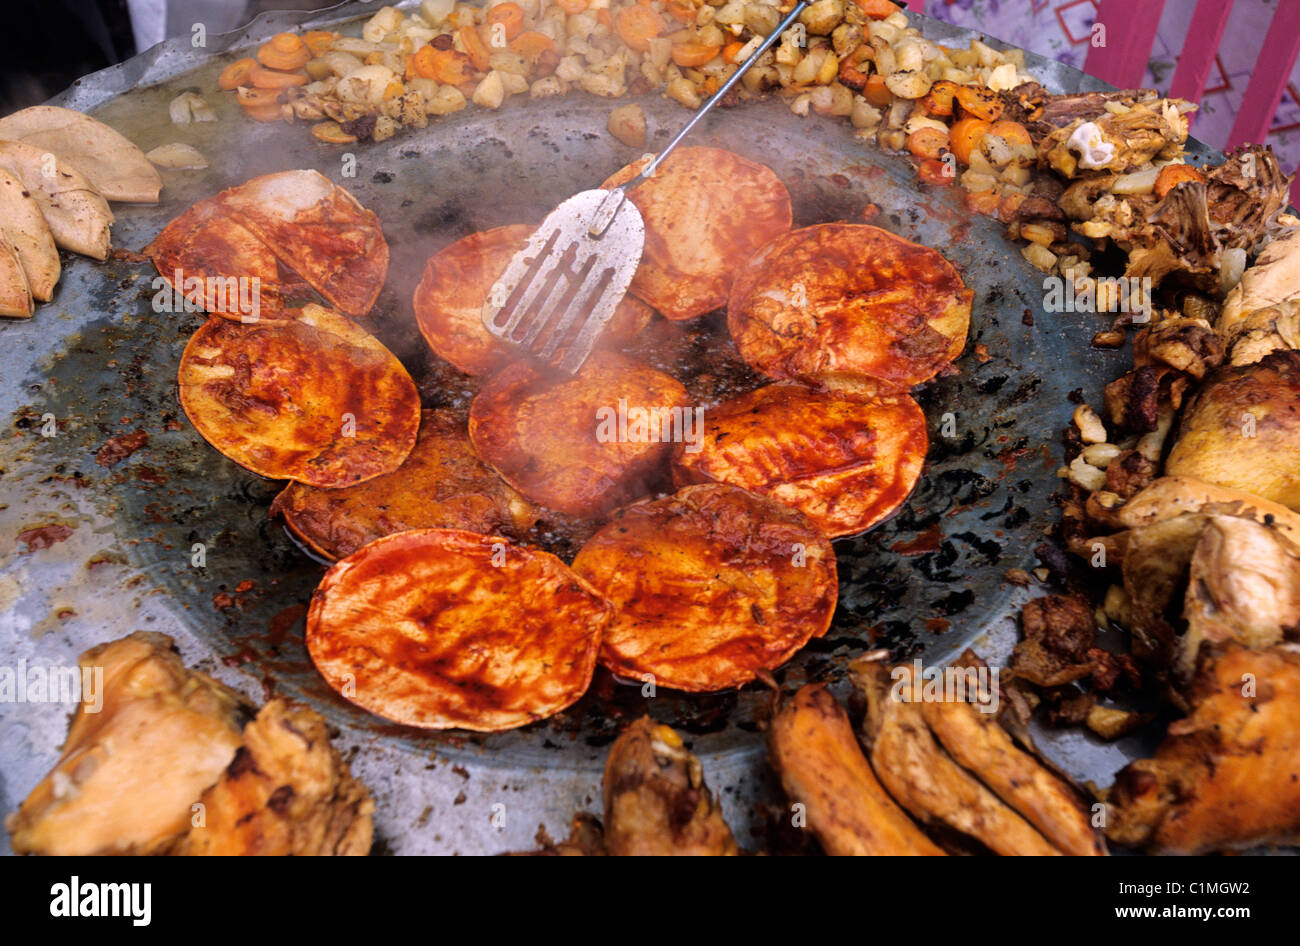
[0,1,1225,854]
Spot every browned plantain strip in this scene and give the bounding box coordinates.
[768,683,944,856]
[921,696,1106,856]
[859,665,1062,856]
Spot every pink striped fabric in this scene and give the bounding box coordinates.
[1169,0,1235,113]
[1083,0,1168,90]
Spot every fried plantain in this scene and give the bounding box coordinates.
[178,304,419,488]
[271,409,538,560]
[918,666,1107,856]
[214,169,387,317]
[572,483,836,692]
[148,197,313,323]
[306,528,612,732]
[602,717,738,855]
[728,223,972,386]
[855,659,1064,855]
[469,350,689,517]
[672,375,926,537]
[600,146,793,320]
[413,224,654,375]
[767,683,945,856]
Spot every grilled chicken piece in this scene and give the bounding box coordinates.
[1118,475,1300,543]
[1108,644,1300,853]
[1039,99,1191,178]
[1220,227,1300,330]
[916,676,1107,856]
[1166,351,1300,510]
[768,684,944,856]
[855,662,1062,855]
[6,632,250,855]
[602,717,738,856]
[175,699,373,856]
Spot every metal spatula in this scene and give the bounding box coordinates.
[481,0,811,374]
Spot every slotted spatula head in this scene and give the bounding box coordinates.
[481,188,644,375]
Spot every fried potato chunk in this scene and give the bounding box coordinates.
[768,683,945,856]
[306,528,612,731]
[1108,644,1300,854]
[6,632,249,856]
[413,224,655,375]
[602,718,739,855]
[178,304,419,488]
[855,660,1063,855]
[600,146,793,320]
[469,350,689,517]
[672,375,926,537]
[728,223,972,386]
[148,197,313,323]
[271,409,538,560]
[1165,350,1300,510]
[214,169,387,317]
[572,483,836,692]
[176,699,374,856]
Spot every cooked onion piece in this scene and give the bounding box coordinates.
[412,224,654,376]
[572,483,837,692]
[672,375,927,537]
[469,350,689,517]
[728,223,973,387]
[600,146,793,321]
[214,169,387,317]
[148,197,312,323]
[178,304,419,487]
[306,528,612,731]
[271,408,539,560]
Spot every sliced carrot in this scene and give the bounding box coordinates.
[671,42,721,67]
[1153,163,1206,200]
[863,73,892,107]
[236,85,282,107]
[854,0,900,19]
[722,41,745,64]
[257,39,310,72]
[918,158,955,187]
[249,64,308,89]
[241,102,284,122]
[700,74,721,95]
[555,0,588,11]
[666,0,697,24]
[597,8,613,29]
[988,119,1031,148]
[954,84,1004,121]
[268,32,305,54]
[949,116,991,165]
[907,127,949,161]
[303,30,338,56]
[614,5,666,52]
[218,57,257,91]
[458,25,491,71]
[510,31,557,63]
[428,46,475,84]
[413,44,439,79]
[312,120,357,144]
[486,3,526,42]
[919,79,958,117]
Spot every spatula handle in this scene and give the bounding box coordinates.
[622,0,812,189]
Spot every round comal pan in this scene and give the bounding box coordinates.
[271,408,538,561]
[306,528,612,732]
[728,222,973,387]
[178,304,420,488]
[572,483,837,692]
[672,375,928,538]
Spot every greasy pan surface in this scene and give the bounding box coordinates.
[0,2,1226,853]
